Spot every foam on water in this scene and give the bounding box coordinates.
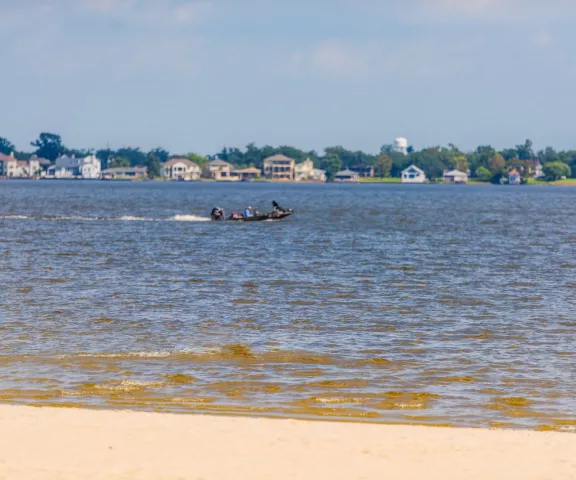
[0,214,211,222]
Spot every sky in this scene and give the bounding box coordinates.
[1,0,575,155]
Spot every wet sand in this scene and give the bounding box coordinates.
[1,406,575,480]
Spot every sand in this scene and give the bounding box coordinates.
[0,406,574,480]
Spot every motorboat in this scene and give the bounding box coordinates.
[211,201,293,222]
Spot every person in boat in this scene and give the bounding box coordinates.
[272,201,285,214]
[230,211,239,219]
[244,206,253,217]
[211,207,224,221]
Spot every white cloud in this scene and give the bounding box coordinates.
[278,38,480,80]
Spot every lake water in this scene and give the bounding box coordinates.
[1,180,575,431]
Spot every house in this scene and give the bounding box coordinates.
[401,165,427,184]
[207,157,234,180]
[0,152,18,177]
[263,154,295,180]
[334,169,359,183]
[508,169,521,185]
[102,167,147,180]
[443,169,468,184]
[163,158,201,181]
[350,164,374,178]
[295,158,326,182]
[47,154,101,179]
[231,167,261,181]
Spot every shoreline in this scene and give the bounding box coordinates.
[1,405,575,479]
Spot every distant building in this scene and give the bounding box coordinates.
[231,167,261,181]
[102,167,148,180]
[394,137,408,155]
[263,154,295,180]
[0,152,18,177]
[207,157,234,180]
[508,169,521,185]
[47,154,101,179]
[295,158,326,182]
[443,169,468,184]
[349,164,374,178]
[401,165,426,184]
[163,158,201,181]
[334,169,359,183]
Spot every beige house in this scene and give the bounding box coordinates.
[163,158,201,181]
[443,169,468,184]
[231,167,261,180]
[295,158,326,182]
[0,152,42,178]
[263,154,295,180]
[207,157,234,180]
[102,167,148,180]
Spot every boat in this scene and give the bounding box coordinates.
[211,201,293,222]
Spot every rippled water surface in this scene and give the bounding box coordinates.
[1,180,575,431]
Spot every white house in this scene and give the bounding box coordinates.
[163,158,201,181]
[401,165,427,184]
[0,152,18,177]
[1,152,45,178]
[443,169,468,184]
[48,154,101,179]
[295,158,326,182]
[207,157,234,180]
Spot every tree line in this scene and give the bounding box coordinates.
[1,133,575,181]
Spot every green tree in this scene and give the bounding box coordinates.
[488,153,505,173]
[146,155,162,179]
[516,139,535,160]
[455,155,469,173]
[187,152,208,168]
[374,153,392,177]
[320,153,343,180]
[116,147,146,167]
[543,161,571,180]
[96,149,115,169]
[476,166,491,181]
[109,157,131,168]
[31,133,65,162]
[0,137,15,155]
[148,148,169,164]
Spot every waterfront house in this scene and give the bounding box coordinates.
[163,158,201,181]
[102,167,148,180]
[207,157,234,180]
[0,152,18,177]
[334,169,360,183]
[263,154,295,180]
[401,165,427,184]
[508,169,521,185]
[443,169,468,184]
[231,167,261,181]
[295,158,326,182]
[350,164,374,178]
[47,154,101,179]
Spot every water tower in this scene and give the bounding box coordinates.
[394,137,408,155]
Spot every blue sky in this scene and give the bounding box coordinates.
[1,0,575,155]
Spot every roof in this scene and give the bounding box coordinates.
[444,169,467,176]
[209,158,232,167]
[234,167,261,174]
[402,164,425,175]
[263,154,295,162]
[0,153,16,162]
[508,169,520,175]
[335,169,359,177]
[164,158,200,168]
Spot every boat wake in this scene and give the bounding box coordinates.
[0,214,211,223]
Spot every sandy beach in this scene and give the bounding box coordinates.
[0,406,574,480]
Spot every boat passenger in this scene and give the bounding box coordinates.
[244,206,253,217]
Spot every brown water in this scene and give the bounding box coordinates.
[0,181,575,431]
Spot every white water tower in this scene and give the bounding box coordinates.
[394,137,408,155]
